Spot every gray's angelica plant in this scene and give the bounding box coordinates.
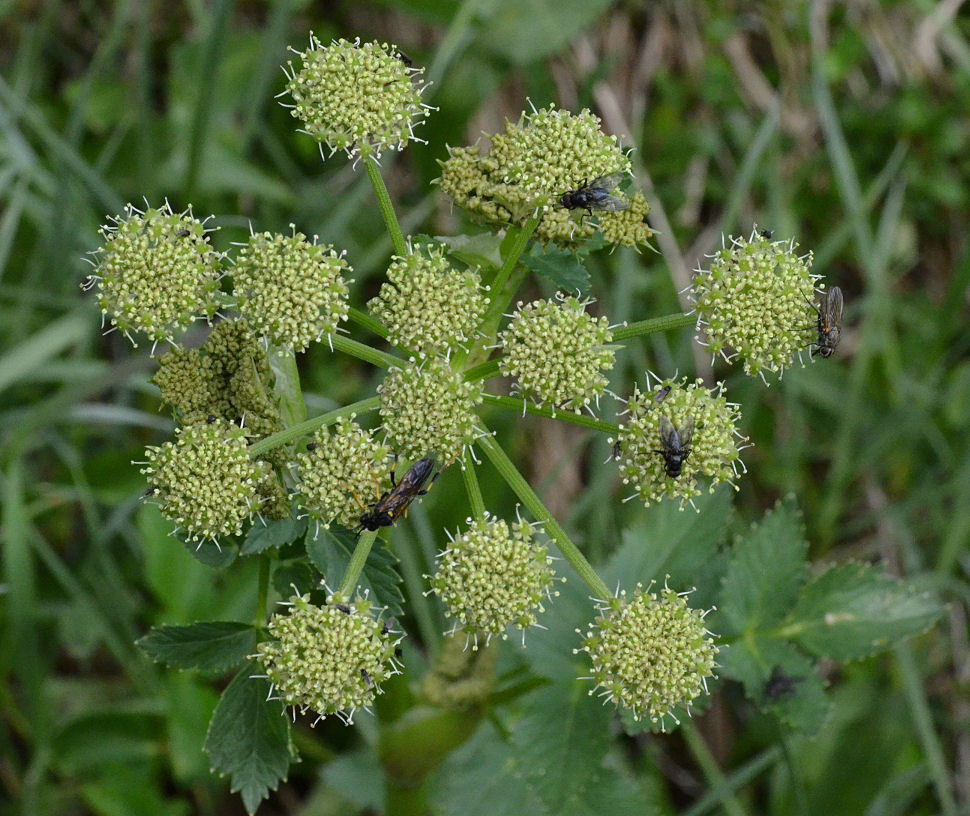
[84,32,849,813]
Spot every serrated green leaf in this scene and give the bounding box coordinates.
[137,622,256,674]
[272,561,317,598]
[510,681,612,812]
[716,497,808,637]
[718,639,831,736]
[306,529,404,618]
[241,517,308,555]
[784,563,943,661]
[520,246,590,294]
[204,664,292,815]
[184,538,238,569]
[603,488,732,596]
[434,231,503,269]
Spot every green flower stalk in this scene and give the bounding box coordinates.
[281,34,432,162]
[614,374,748,508]
[577,581,718,728]
[690,229,820,379]
[378,357,483,461]
[499,294,616,414]
[428,513,562,648]
[83,202,221,348]
[367,240,489,356]
[233,229,352,354]
[141,419,261,544]
[295,417,391,531]
[256,591,402,725]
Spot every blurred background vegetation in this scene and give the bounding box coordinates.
[1,0,969,813]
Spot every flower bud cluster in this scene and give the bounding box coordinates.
[233,230,352,354]
[142,419,260,543]
[257,592,402,724]
[577,582,718,726]
[367,242,488,356]
[295,417,391,530]
[428,514,561,647]
[690,230,819,377]
[378,358,482,461]
[437,104,645,249]
[85,202,221,345]
[282,35,430,161]
[500,294,615,413]
[615,376,747,508]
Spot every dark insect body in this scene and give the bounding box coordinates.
[812,286,843,358]
[356,456,440,533]
[764,665,802,700]
[360,668,374,687]
[656,415,694,478]
[396,50,413,68]
[335,603,351,615]
[559,174,630,215]
[759,228,773,239]
[653,385,672,404]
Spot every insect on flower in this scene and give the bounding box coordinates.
[656,415,694,478]
[559,174,630,215]
[356,456,441,533]
[812,286,843,358]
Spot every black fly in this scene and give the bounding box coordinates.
[559,174,630,215]
[356,456,440,533]
[656,415,694,478]
[812,286,843,359]
[764,665,802,700]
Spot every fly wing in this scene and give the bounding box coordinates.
[658,414,677,451]
[677,416,695,447]
[595,194,631,213]
[590,172,627,192]
[823,286,844,325]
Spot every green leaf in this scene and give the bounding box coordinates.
[137,622,256,674]
[272,561,317,598]
[603,488,732,598]
[183,538,238,569]
[716,497,808,637]
[434,231,504,269]
[784,563,944,661]
[718,639,831,736]
[241,517,308,555]
[204,664,292,815]
[521,245,590,294]
[306,529,404,618]
[81,763,191,816]
[53,711,160,773]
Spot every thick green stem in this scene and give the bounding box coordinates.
[480,393,619,435]
[348,305,390,341]
[248,397,379,458]
[611,312,695,341]
[477,217,539,331]
[331,334,403,369]
[681,720,751,816]
[267,346,306,427]
[463,359,501,382]
[338,529,379,597]
[365,156,408,258]
[475,428,611,600]
[461,462,485,519]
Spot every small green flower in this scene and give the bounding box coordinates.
[577,581,718,728]
[428,514,562,648]
[151,347,228,423]
[84,202,221,346]
[378,357,482,461]
[367,241,488,356]
[141,419,260,543]
[257,591,402,724]
[595,191,654,249]
[295,417,391,530]
[233,229,352,354]
[499,294,616,413]
[614,375,748,508]
[690,229,819,379]
[282,34,431,161]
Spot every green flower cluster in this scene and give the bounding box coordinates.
[428,514,561,647]
[141,419,261,543]
[614,376,747,508]
[577,582,718,727]
[84,202,221,345]
[282,35,431,161]
[367,242,488,356]
[378,358,482,461]
[499,295,615,413]
[437,104,648,248]
[690,230,819,378]
[295,417,391,530]
[233,230,352,353]
[257,592,401,724]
